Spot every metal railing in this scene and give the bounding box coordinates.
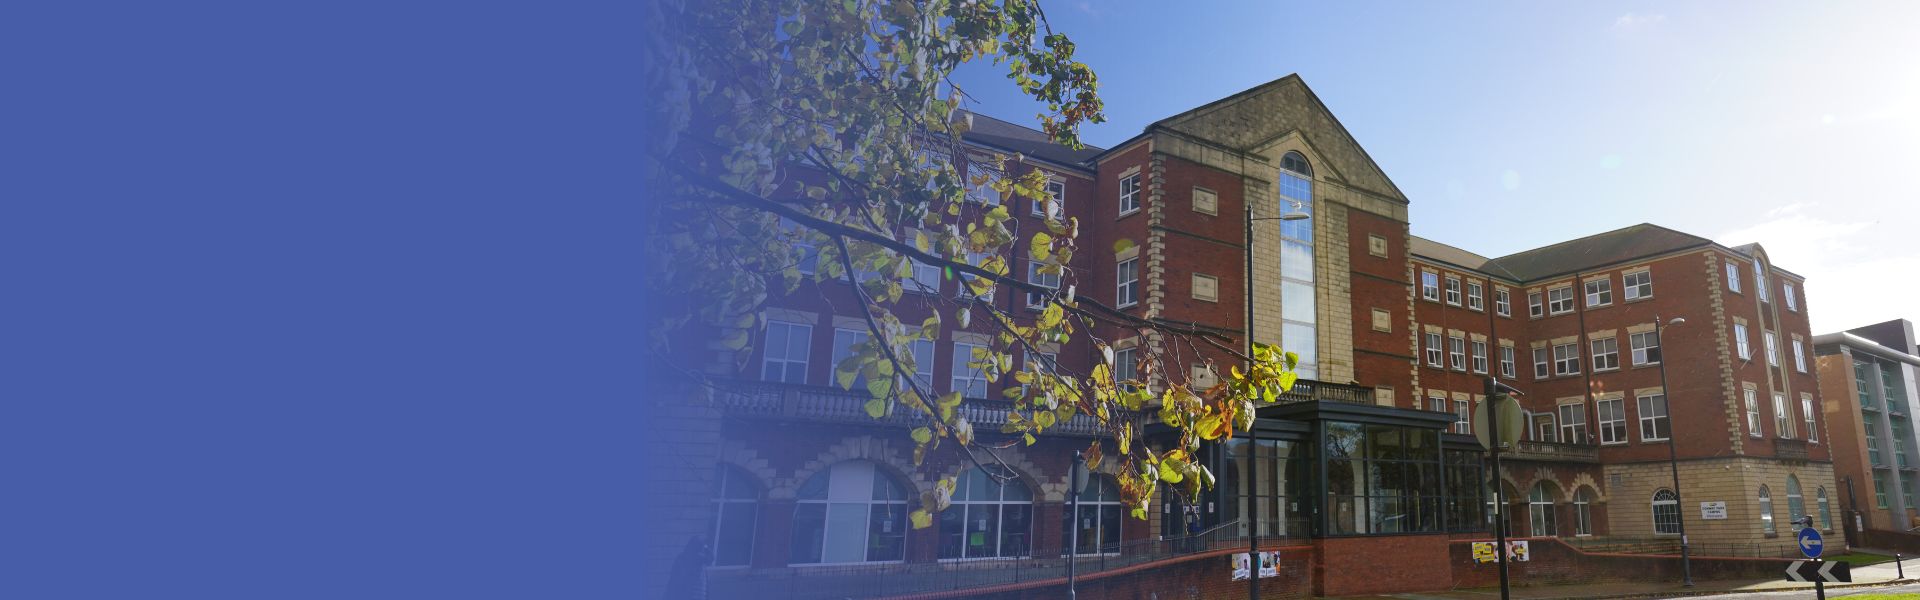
[1563,535,1824,559]
[704,522,1284,600]
[716,379,1140,438]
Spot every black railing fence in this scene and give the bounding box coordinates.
[704,521,1282,600]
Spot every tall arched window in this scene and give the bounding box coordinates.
[1652,489,1680,535]
[711,465,762,566]
[1787,476,1806,527]
[1758,485,1776,535]
[1818,487,1833,530]
[1066,476,1122,555]
[790,460,909,564]
[940,466,1034,559]
[1276,151,1316,380]
[1573,487,1595,536]
[1528,481,1558,537]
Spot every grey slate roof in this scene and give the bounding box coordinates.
[959,111,1104,169]
[1409,236,1513,278]
[1482,223,1713,282]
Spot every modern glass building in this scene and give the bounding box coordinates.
[1814,319,1920,532]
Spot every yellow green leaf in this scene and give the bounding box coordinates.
[911,509,933,529]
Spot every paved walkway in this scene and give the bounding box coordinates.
[1331,561,1916,600]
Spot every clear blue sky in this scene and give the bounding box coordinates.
[954,1,1920,333]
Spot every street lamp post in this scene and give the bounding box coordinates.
[1655,314,1693,587]
[1068,450,1090,600]
[1243,201,1308,600]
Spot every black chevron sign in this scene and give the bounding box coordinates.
[1784,560,1851,583]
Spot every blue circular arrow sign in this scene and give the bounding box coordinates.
[1797,527,1823,558]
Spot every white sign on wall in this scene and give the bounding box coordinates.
[1701,501,1728,520]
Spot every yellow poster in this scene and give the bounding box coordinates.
[1471,542,1497,564]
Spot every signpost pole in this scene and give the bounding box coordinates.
[1484,377,1512,600]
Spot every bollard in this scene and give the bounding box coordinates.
[1898,553,1905,580]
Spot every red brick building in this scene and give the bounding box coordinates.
[659,75,1836,598]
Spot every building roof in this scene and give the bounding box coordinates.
[958,111,1105,170]
[1479,223,1714,282]
[1409,236,1515,278]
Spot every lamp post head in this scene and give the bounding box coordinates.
[1668,317,1687,326]
[1278,211,1310,221]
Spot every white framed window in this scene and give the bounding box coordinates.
[1529,482,1558,536]
[780,217,820,275]
[1495,289,1512,316]
[1792,340,1807,372]
[1758,485,1775,534]
[952,341,989,399]
[1574,488,1595,536]
[969,167,1003,206]
[711,465,762,566]
[1472,340,1489,374]
[959,250,996,301]
[1026,259,1060,309]
[1818,488,1832,530]
[1547,286,1575,315]
[1429,393,1449,414]
[1421,271,1440,301]
[1584,278,1612,308]
[1734,323,1751,359]
[1755,259,1770,303]
[1035,179,1066,219]
[762,321,813,384]
[1745,389,1763,437]
[790,460,909,564]
[1500,345,1516,378]
[1784,283,1798,312]
[1638,392,1670,441]
[1118,173,1140,215]
[1467,281,1484,311]
[909,339,935,392]
[1591,338,1620,371]
[1444,276,1462,306]
[1764,331,1779,367]
[1449,336,1467,372]
[1725,261,1742,293]
[939,466,1035,560]
[1630,331,1660,365]
[832,328,871,388]
[1066,476,1123,555]
[907,259,942,294]
[1597,397,1627,444]
[1115,257,1139,308]
[1533,413,1558,442]
[1559,404,1588,444]
[1114,347,1138,387]
[1652,489,1680,535]
[1425,333,1444,367]
[1774,391,1792,438]
[1528,291,1544,318]
[1533,347,1550,379]
[1553,343,1581,375]
[1803,395,1818,443]
[1455,399,1472,434]
[1624,270,1652,300]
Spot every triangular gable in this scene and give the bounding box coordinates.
[1149,75,1407,203]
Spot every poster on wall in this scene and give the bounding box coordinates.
[1230,552,1282,580]
[1472,542,1498,564]
[1506,540,1530,562]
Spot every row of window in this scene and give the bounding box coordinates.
[1507,480,1831,539]
[1420,271,1507,315]
[1742,388,1820,442]
[1732,322,1809,373]
[710,461,1123,567]
[761,321,1013,399]
[1724,257,1800,312]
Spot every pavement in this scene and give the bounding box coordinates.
[1330,557,1919,600]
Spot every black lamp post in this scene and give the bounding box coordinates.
[1068,449,1090,600]
[1654,314,1693,586]
[1243,200,1309,600]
